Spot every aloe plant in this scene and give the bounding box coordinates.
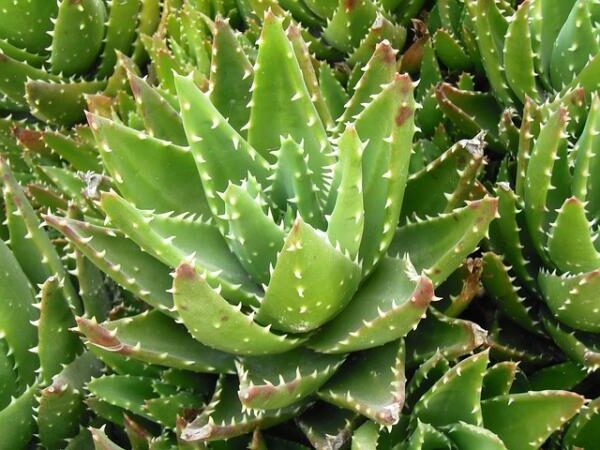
[351,351,585,450]
[30,10,500,446]
[0,156,108,449]
[0,0,161,126]
[482,92,600,372]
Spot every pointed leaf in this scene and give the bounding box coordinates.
[174,263,305,355]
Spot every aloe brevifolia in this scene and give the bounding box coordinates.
[481,91,600,374]
[350,351,585,450]
[0,0,160,126]
[429,0,600,153]
[35,10,498,445]
[0,156,108,449]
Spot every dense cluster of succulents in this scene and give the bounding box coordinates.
[1,0,600,449]
[0,0,161,126]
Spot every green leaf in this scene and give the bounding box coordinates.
[413,351,489,428]
[405,309,487,367]
[38,352,103,449]
[547,197,600,273]
[444,422,507,450]
[0,382,38,450]
[127,69,187,145]
[77,311,236,374]
[96,0,142,78]
[309,256,433,353]
[26,79,107,126]
[0,240,38,389]
[319,339,405,426]
[523,106,568,262]
[1,157,81,312]
[38,277,82,382]
[482,391,583,450]
[100,191,259,305]
[209,17,254,135]
[257,218,361,333]
[550,0,599,90]
[44,215,174,314]
[180,376,308,442]
[540,269,600,332]
[247,12,333,203]
[237,348,344,410]
[50,0,106,76]
[327,126,365,260]
[402,136,486,221]
[392,197,498,287]
[174,74,270,228]
[173,263,305,355]
[0,0,57,53]
[298,403,359,450]
[482,362,517,400]
[222,180,285,287]
[481,252,540,334]
[89,114,212,217]
[354,73,416,272]
[503,0,540,103]
[563,396,600,450]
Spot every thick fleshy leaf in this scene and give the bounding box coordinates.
[563,396,600,450]
[127,69,186,145]
[542,313,600,370]
[550,0,599,90]
[248,12,333,202]
[403,420,452,450]
[96,0,142,78]
[174,74,270,228]
[481,252,540,334]
[327,126,365,259]
[528,361,587,391]
[38,352,103,449]
[405,309,487,367]
[100,191,259,305]
[481,362,517,400]
[44,215,174,314]
[309,256,433,353]
[26,79,107,126]
[354,73,415,272]
[0,240,38,389]
[319,339,405,426]
[482,391,584,450]
[209,17,254,135]
[180,376,308,442]
[413,351,489,428]
[38,277,81,382]
[50,0,106,76]
[503,0,540,103]
[547,197,600,273]
[173,263,305,355]
[237,348,345,410]
[402,136,486,220]
[77,311,236,374]
[523,107,568,262]
[444,422,507,450]
[1,157,80,311]
[335,40,397,132]
[88,114,211,217]
[0,382,38,449]
[391,197,498,286]
[0,0,57,53]
[540,269,600,332]
[298,403,360,450]
[257,218,361,333]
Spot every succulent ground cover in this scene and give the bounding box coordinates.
[0,0,600,449]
